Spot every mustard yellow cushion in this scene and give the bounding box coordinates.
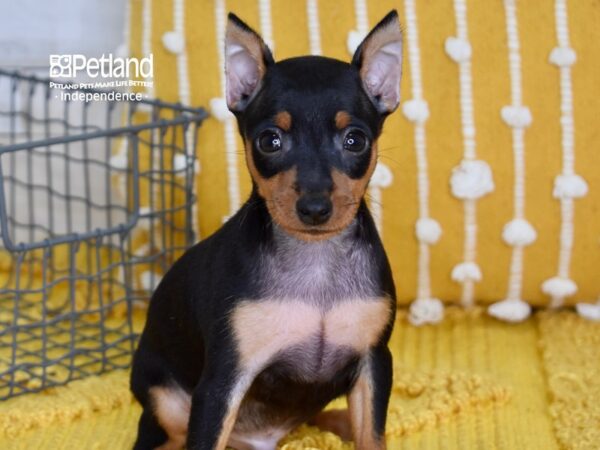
[126,0,600,309]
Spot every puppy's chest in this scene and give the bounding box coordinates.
[231,233,389,379]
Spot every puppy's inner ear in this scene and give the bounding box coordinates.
[352,11,403,114]
[225,13,274,112]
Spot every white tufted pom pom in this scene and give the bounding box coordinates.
[444,37,472,63]
[451,262,482,283]
[210,97,234,122]
[162,31,185,54]
[347,29,367,55]
[450,160,495,200]
[501,105,532,128]
[541,276,577,298]
[408,298,444,326]
[502,219,537,246]
[549,47,576,67]
[110,153,128,170]
[553,174,588,199]
[575,303,600,321]
[488,299,531,322]
[133,243,151,258]
[402,99,430,124]
[173,154,188,172]
[370,162,393,188]
[139,270,163,292]
[415,218,442,244]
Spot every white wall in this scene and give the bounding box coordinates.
[0,0,126,69]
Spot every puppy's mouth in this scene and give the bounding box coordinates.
[290,227,342,236]
[278,223,350,241]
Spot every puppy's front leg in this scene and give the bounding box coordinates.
[348,345,393,450]
[186,362,253,450]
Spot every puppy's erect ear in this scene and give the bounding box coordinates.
[225,13,274,112]
[352,10,403,114]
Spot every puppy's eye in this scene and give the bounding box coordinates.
[257,130,283,153]
[343,130,368,153]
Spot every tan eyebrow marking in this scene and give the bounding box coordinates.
[274,111,292,131]
[335,111,352,130]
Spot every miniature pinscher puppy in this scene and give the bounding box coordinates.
[131,10,402,450]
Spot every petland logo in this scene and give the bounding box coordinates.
[49,54,153,79]
[49,54,153,102]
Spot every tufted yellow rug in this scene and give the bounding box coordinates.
[1,308,598,450]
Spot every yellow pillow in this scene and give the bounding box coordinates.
[126,0,600,318]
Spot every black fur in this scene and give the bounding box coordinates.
[131,10,400,450]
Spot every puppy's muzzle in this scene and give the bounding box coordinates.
[296,194,332,226]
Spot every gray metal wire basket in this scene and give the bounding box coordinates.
[0,69,207,399]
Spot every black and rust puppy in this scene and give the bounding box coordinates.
[131,10,403,450]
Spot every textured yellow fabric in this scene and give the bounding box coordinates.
[2,308,599,449]
[126,0,600,306]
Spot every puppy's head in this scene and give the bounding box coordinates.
[225,11,402,241]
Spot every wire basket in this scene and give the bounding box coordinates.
[0,69,207,399]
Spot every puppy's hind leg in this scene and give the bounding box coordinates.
[132,409,169,450]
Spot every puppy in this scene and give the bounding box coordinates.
[131,10,402,450]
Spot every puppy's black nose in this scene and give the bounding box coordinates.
[296,195,332,225]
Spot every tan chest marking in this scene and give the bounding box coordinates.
[231,298,391,371]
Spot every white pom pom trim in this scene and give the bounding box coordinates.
[210,97,234,122]
[415,218,442,244]
[132,243,151,258]
[347,29,367,55]
[575,303,600,321]
[173,154,188,173]
[370,162,393,188]
[402,99,430,124]
[444,37,472,63]
[110,153,128,170]
[450,160,495,200]
[502,218,537,246]
[408,298,444,326]
[488,299,531,322]
[139,270,163,291]
[553,174,588,199]
[451,262,482,283]
[541,276,577,298]
[162,31,185,54]
[501,105,532,128]
[549,47,576,67]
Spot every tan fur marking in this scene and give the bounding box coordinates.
[329,140,378,228]
[214,406,240,450]
[150,385,190,450]
[325,300,391,352]
[244,140,379,242]
[213,376,260,450]
[232,300,319,370]
[348,368,386,450]
[232,298,390,371]
[274,111,292,131]
[335,111,351,130]
[311,409,353,441]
